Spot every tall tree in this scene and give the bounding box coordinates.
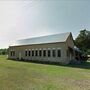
[75,29,90,54]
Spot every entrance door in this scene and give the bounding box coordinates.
[19,52,22,60]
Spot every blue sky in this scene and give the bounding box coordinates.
[0,0,90,48]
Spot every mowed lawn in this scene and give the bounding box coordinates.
[0,55,90,90]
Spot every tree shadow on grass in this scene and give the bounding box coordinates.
[36,60,90,70]
[8,59,90,70]
[66,61,90,69]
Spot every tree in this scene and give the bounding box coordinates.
[0,48,8,55]
[75,29,90,54]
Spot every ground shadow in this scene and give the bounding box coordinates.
[66,61,90,69]
[8,59,90,70]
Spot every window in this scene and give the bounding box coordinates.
[13,51,15,56]
[39,50,42,56]
[43,50,46,57]
[10,51,15,56]
[32,50,34,56]
[25,51,28,56]
[57,49,61,57]
[52,50,56,57]
[48,50,51,57]
[35,50,38,56]
[29,51,31,56]
[10,51,12,56]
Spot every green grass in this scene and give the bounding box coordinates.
[0,55,90,90]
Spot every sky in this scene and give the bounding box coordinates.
[0,0,90,48]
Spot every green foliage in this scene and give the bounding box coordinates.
[87,49,90,54]
[75,29,90,54]
[0,48,8,55]
[0,55,90,90]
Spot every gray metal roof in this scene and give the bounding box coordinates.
[11,32,71,46]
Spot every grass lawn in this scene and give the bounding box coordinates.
[0,55,90,90]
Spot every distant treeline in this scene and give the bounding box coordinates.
[0,48,8,55]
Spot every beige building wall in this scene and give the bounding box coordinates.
[66,34,74,48]
[66,34,75,61]
[8,42,70,64]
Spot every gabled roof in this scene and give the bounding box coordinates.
[11,32,71,46]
